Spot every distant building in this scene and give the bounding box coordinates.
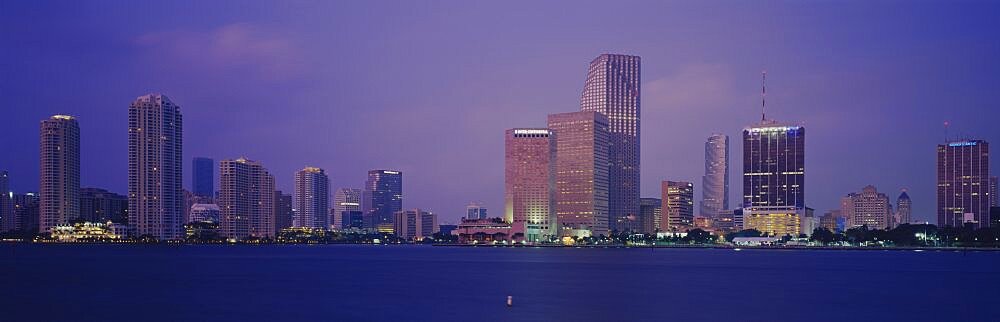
[820,210,846,233]
[895,190,912,228]
[332,188,361,229]
[274,191,293,232]
[79,188,128,224]
[991,207,1000,227]
[192,157,214,198]
[744,212,800,237]
[639,198,662,234]
[189,203,221,223]
[129,94,184,240]
[0,171,12,232]
[842,185,891,230]
[340,211,364,230]
[51,221,126,242]
[701,134,730,217]
[12,193,40,233]
[990,176,997,207]
[466,202,488,220]
[661,181,694,231]
[219,158,276,240]
[40,115,81,234]
[452,218,519,244]
[438,224,457,236]
[505,128,556,242]
[742,120,806,236]
[393,209,438,240]
[714,209,741,233]
[548,111,610,236]
[363,170,402,233]
[937,140,991,228]
[294,167,329,229]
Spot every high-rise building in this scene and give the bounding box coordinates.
[363,170,402,233]
[989,176,998,207]
[505,128,556,242]
[192,157,214,198]
[188,203,220,223]
[393,209,438,240]
[79,188,128,224]
[274,191,293,232]
[39,115,80,234]
[466,203,488,220]
[896,190,912,227]
[842,185,891,230]
[936,140,990,228]
[639,197,662,234]
[742,120,805,236]
[0,171,12,232]
[129,94,184,240]
[548,111,610,236]
[701,134,730,217]
[219,158,275,240]
[661,181,694,231]
[333,188,361,229]
[580,53,641,232]
[294,167,329,229]
[12,193,40,234]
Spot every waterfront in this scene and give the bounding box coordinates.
[2,245,998,321]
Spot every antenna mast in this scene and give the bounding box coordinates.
[761,70,767,122]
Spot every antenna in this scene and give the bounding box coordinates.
[761,70,767,122]
[943,121,950,142]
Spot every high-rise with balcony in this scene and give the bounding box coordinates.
[333,188,362,228]
[742,120,805,236]
[192,157,214,198]
[40,115,80,234]
[701,134,729,217]
[294,167,329,229]
[505,128,556,242]
[363,170,402,233]
[661,181,694,231]
[580,53,641,232]
[129,94,183,240]
[936,140,990,228]
[548,111,609,237]
[219,158,275,240]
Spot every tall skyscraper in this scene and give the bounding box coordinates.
[842,185,891,230]
[294,167,329,229]
[333,188,361,229]
[661,181,694,231]
[580,53,641,232]
[743,120,805,236]
[639,197,662,234]
[896,190,912,227]
[39,115,80,234]
[363,170,402,233]
[274,191,293,232]
[466,202,487,220]
[936,140,990,228]
[393,209,438,240]
[505,128,556,242]
[192,157,214,198]
[79,188,128,224]
[219,158,275,240]
[129,94,184,240]
[701,134,730,217]
[548,111,610,236]
[0,171,12,233]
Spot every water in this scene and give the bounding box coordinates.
[1,244,998,322]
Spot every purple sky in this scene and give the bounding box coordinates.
[2,1,998,224]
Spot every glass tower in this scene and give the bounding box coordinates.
[363,170,402,232]
[192,157,214,198]
[936,140,990,228]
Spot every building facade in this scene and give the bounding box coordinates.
[79,188,128,224]
[701,134,730,217]
[466,203,488,220]
[188,203,221,223]
[363,170,402,233]
[639,197,662,234]
[294,167,329,229]
[742,121,805,236]
[505,128,556,242]
[219,158,275,240]
[192,157,214,198]
[548,111,610,236]
[274,191,294,232]
[579,53,641,232]
[333,188,361,229]
[896,190,912,227]
[661,181,694,231]
[0,171,12,232]
[39,115,81,234]
[990,176,998,207]
[11,193,40,233]
[393,209,438,240]
[842,185,891,230]
[936,140,991,228]
[129,94,184,240]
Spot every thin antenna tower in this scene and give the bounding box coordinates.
[943,121,950,142]
[761,70,767,122]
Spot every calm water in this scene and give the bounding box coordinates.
[1,244,998,322]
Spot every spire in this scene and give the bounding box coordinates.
[761,70,767,122]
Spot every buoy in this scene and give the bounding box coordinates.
[507,295,513,307]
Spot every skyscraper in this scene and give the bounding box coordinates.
[547,111,609,236]
[701,134,730,217]
[333,188,361,229]
[192,157,214,198]
[294,167,329,229]
[505,128,556,242]
[896,190,912,227]
[40,115,80,234]
[12,193,40,234]
[129,94,184,240]
[363,170,402,233]
[79,188,128,224]
[393,209,438,240]
[580,53,641,232]
[937,140,990,228]
[743,120,805,236]
[661,181,694,231]
[639,197,662,234]
[990,176,998,207]
[274,191,293,232]
[466,202,487,220]
[0,171,12,233]
[842,185,891,230]
[219,158,275,240]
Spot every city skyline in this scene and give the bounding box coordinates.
[2,2,1000,224]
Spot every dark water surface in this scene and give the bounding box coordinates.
[1,244,998,321]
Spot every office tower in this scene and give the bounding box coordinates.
[363,170,402,233]
[548,111,610,236]
[188,203,221,223]
[0,171,11,232]
[79,188,128,224]
[896,190,912,227]
[842,185,890,230]
[12,193,40,233]
[990,176,998,207]
[219,158,275,240]
[580,53,641,232]
[742,120,805,236]
[393,209,439,240]
[936,140,990,228]
[466,203,488,220]
[639,197,662,234]
[505,128,556,242]
[294,167,329,229]
[192,157,214,198]
[701,134,730,217]
[340,211,364,230]
[39,115,81,234]
[274,191,293,232]
[129,94,184,240]
[333,188,361,229]
[661,181,694,231]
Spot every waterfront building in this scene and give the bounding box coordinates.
[393,209,438,240]
[701,134,730,217]
[0,171,12,232]
[340,211,364,230]
[452,218,519,244]
[661,181,694,231]
[744,211,801,237]
[639,197,662,234]
[466,202,488,220]
[332,188,361,228]
[129,94,184,240]
[50,221,126,242]
[548,111,610,236]
[219,158,275,240]
[12,193,40,233]
[363,170,402,233]
[990,176,997,207]
[294,167,329,229]
[936,140,991,228]
[39,115,80,234]
[580,53,641,232]
[842,185,891,230]
[188,203,221,223]
[896,190,912,229]
[742,120,806,236]
[274,191,293,231]
[820,210,846,233]
[192,157,214,198]
[79,188,128,224]
[505,128,556,242]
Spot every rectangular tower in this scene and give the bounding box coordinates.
[742,121,805,236]
[333,188,362,229]
[129,94,184,240]
[274,191,293,232]
[0,171,12,233]
[661,181,694,231]
[548,111,610,236]
[937,140,990,228]
[294,167,329,229]
[219,158,275,240]
[192,157,214,198]
[40,115,80,234]
[505,128,556,242]
[639,197,662,234]
[701,134,730,217]
[363,170,402,233]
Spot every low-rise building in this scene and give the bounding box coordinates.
[452,218,522,244]
[50,221,126,242]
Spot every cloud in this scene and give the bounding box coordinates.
[644,63,738,112]
[134,23,305,80]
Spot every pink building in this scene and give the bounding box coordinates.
[505,128,556,242]
[451,218,522,244]
[547,111,610,237]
